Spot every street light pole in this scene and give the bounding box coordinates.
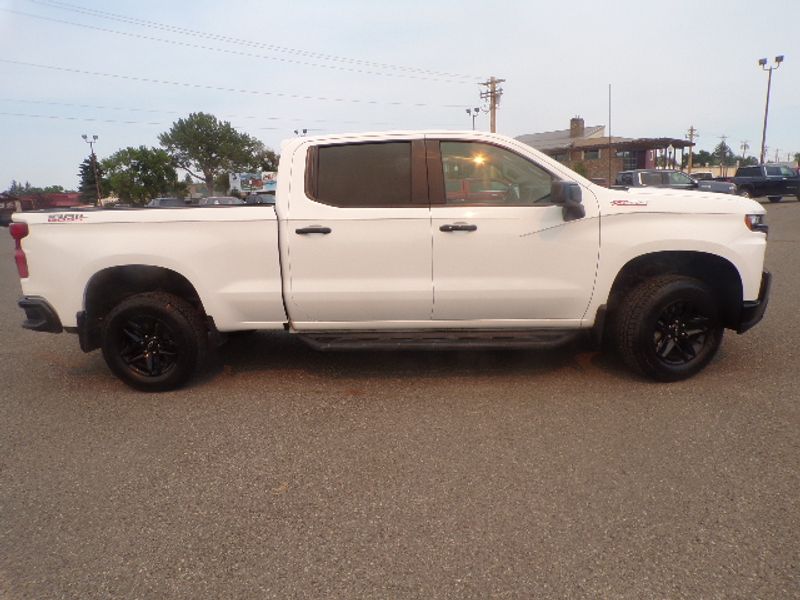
[758,55,784,165]
[81,134,102,205]
[465,107,480,130]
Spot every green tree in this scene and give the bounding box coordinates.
[158,112,265,194]
[693,149,714,167]
[5,181,71,195]
[258,148,279,172]
[78,158,105,203]
[102,146,180,204]
[714,141,735,168]
[794,152,800,165]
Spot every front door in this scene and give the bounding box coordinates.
[429,139,600,324]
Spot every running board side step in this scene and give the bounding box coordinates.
[297,329,584,351]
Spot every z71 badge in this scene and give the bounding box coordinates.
[48,213,88,223]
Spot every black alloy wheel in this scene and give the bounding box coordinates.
[615,275,724,381]
[117,314,180,379]
[102,292,207,391]
[652,299,714,366]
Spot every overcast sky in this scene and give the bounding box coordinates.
[1,0,798,189]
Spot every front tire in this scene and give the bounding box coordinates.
[101,292,207,391]
[614,276,723,381]
[768,196,782,203]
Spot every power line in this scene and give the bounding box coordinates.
[24,0,481,81]
[0,111,163,126]
[0,58,470,109]
[5,8,477,85]
[0,108,464,131]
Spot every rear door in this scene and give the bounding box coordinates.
[285,138,433,326]
[428,137,600,323]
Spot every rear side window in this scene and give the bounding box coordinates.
[308,142,412,207]
[640,172,664,186]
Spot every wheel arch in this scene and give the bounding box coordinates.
[80,265,208,352]
[605,251,743,331]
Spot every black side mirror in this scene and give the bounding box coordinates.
[551,181,585,221]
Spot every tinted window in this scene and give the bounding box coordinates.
[313,142,411,207]
[765,166,783,176]
[440,142,553,205]
[739,167,758,177]
[668,172,693,185]
[640,172,664,186]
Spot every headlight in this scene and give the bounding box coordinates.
[744,214,768,235]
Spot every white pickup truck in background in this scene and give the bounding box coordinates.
[10,131,771,391]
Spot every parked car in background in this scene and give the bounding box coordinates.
[198,196,245,206]
[690,171,714,181]
[245,192,276,205]
[727,165,800,202]
[1,197,21,226]
[614,169,737,194]
[145,197,188,208]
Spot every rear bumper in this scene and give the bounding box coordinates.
[18,296,63,333]
[737,271,771,334]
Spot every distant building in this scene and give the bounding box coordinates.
[516,117,693,185]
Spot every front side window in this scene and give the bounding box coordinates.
[440,142,554,206]
[310,142,412,207]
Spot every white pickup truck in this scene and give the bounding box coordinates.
[10,131,771,391]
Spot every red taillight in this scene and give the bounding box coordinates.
[9,222,29,278]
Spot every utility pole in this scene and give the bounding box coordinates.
[479,76,505,133]
[758,55,784,164]
[686,125,697,173]
[774,148,780,162]
[81,134,102,205]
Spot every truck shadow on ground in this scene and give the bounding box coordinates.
[199,331,635,385]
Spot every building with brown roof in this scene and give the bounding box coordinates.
[516,117,693,186]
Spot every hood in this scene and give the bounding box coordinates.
[597,186,765,216]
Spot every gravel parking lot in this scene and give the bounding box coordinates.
[1,203,798,599]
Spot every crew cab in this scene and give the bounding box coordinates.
[10,131,771,391]
[729,164,800,202]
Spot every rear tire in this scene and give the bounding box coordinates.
[738,188,752,199]
[101,292,207,391]
[768,196,782,203]
[614,275,723,381]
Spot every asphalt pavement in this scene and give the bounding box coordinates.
[1,203,798,599]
